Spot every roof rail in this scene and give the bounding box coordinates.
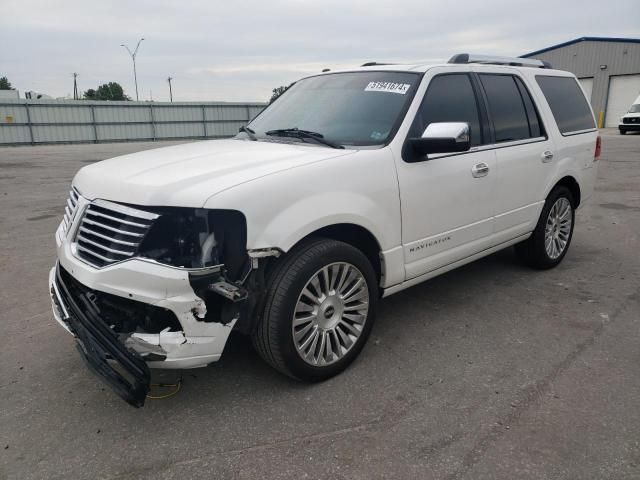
[448,53,552,69]
[360,62,395,67]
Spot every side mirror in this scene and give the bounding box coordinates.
[408,122,471,158]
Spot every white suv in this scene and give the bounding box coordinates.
[619,94,640,134]
[49,54,600,406]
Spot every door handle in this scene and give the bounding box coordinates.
[471,162,489,178]
[541,150,554,163]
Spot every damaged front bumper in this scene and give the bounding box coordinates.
[50,264,150,407]
[49,233,245,406]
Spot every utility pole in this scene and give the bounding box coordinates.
[120,38,145,101]
[167,76,173,102]
[73,72,79,100]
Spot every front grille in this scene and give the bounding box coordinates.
[623,117,639,124]
[61,187,81,234]
[75,199,159,268]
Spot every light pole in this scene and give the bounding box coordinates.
[72,72,79,100]
[167,76,173,102]
[120,38,144,101]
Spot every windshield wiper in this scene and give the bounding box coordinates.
[265,128,344,149]
[238,125,258,141]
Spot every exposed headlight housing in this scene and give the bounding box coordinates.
[138,208,214,268]
[137,208,246,273]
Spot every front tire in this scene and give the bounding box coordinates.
[515,186,575,269]
[619,129,626,135]
[252,238,378,381]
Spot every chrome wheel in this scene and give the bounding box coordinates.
[544,197,572,260]
[292,262,370,366]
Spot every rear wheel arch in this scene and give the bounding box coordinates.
[551,176,581,208]
[516,184,576,269]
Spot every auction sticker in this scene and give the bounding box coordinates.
[364,82,411,94]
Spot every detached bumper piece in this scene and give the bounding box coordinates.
[52,265,151,407]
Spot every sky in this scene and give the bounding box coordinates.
[1,0,638,102]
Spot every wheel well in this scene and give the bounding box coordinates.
[298,224,382,282]
[554,176,581,208]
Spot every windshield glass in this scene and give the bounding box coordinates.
[629,104,640,113]
[247,71,420,146]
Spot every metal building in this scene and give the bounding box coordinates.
[522,37,640,127]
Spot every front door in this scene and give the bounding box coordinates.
[396,71,496,279]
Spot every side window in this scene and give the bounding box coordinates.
[536,76,596,134]
[479,74,531,143]
[514,77,544,138]
[410,73,483,146]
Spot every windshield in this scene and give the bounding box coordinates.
[247,71,420,147]
[629,104,640,113]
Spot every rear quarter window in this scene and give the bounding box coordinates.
[535,76,596,135]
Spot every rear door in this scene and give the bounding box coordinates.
[474,69,555,241]
[534,74,599,202]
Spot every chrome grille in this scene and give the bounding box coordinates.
[74,199,159,268]
[61,188,81,234]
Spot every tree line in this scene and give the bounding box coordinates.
[1,75,129,100]
[82,82,129,101]
[4,73,292,103]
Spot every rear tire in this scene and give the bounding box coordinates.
[619,129,626,135]
[515,186,575,269]
[252,238,378,381]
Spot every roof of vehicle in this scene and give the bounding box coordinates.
[315,62,572,76]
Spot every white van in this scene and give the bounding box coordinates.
[49,54,600,406]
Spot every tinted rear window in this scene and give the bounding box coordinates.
[536,76,595,134]
[479,74,532,143]
[514,77,544,138]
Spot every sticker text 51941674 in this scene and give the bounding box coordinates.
[364,82,411,94]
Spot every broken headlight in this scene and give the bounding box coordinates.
[137,208,220,269]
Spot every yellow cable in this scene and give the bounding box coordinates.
[146,379,182,400]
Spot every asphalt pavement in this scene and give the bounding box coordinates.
[1,130,639,479]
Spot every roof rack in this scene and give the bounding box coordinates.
[448,53,552,69]
[360,62,395,67]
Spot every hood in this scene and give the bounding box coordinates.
[73,139,354,207]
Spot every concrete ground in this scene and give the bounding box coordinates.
[1,130,639,479]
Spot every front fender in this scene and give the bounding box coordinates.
[202,148,402,253]
[250,191,389,253]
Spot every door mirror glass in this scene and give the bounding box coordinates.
[409,122,471,157]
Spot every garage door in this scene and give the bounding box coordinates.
[605,74,640,127]
[578,77,593,106]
